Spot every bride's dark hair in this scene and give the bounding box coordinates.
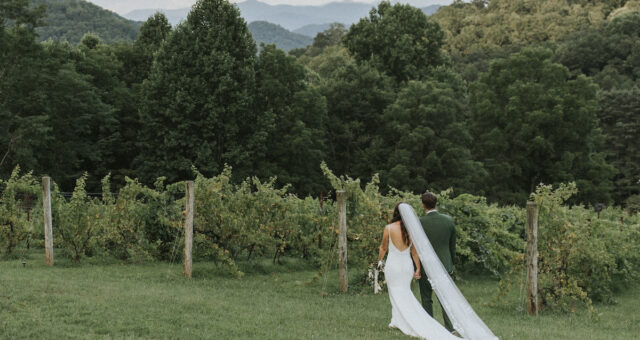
[391,202,410,246]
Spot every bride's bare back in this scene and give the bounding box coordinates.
[378,221,420,280]
[387,221,410,251]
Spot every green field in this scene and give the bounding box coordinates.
[1,253,638,339]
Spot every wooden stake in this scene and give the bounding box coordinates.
[184,181,194,278]
[337,190,348,292]
[526,201,539,315]
[42,177,53,267]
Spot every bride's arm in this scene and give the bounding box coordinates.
[377,226,389,266]
[410,245,421,279]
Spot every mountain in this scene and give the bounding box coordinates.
[248,21,313,52]
[35,0,142,44]
[125,7,190,26]
[421,5,440,16]
[293,23,333,38]
[123,0,442,32]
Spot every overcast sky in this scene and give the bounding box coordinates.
[87,0,450,15]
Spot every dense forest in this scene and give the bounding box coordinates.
[34,0,141,44]
[1,0,639,210]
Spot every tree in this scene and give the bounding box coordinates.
[68,33,137,188]
[136,0,258,184]
[37,40,116,189]
[289,23,347,58]
[432,0,609,56]
[319,60,396,180]
[556,11,640,90]
[1,1,116,189]
[252,44,328,194]
[114,12,171,88]
[343,1,446,83]
[311,23,346,50]
[0,0,45,29]
[597,89,640,205]
[379,69,486,193]
[470,48,614,204]
[1,0,48,177]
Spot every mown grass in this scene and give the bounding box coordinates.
[1,252,638,339]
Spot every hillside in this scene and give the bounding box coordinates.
[432,0,640,55]
[123,0,441,32]
[35,0,141,44]
[293,23,333,38]
[421,4,440,15]
[248,21,313,52]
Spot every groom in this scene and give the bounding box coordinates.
[418,192,456,333]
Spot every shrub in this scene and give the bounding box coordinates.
[53,173,99,262]
[0,166,40,258]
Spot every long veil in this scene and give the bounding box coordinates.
[398,203,499,340]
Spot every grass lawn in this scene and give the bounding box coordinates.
[1,252,638,339]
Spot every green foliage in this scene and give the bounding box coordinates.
[556,10,640,90]
[3,165,639,315]
[95,175,167,262]
[378,71,486,193]
[438,193,525,276]
[192,166,334,277]
[527,183,640,311]
[596,89,640,205]
[1,3,123,190]
[470,47,614,204]
[137,0,258,184]
[253,44,328,195]
[433,0,609,56]
[52,173,99,261]
[290,23,347,58]
[319,60,396,180]
[34,0,141,45]
[1,1,50,179]
[344,1,446,82]
[0,0,45,28]
[321,163,525,280]
[625,194,640,214]
[0,166,40,258]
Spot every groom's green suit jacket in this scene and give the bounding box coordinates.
[419,211,456,272]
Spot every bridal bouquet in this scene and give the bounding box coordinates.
[368,262,386,294]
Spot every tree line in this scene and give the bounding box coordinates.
[1,0,639,209]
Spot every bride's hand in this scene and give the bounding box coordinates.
[413,270,421,279]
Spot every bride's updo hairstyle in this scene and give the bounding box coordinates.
[391,202,410,246]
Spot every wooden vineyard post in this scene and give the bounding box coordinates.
[337,190,348,292]
[184,181,195,278]
[42,177,53,267]
[526,201,539,315]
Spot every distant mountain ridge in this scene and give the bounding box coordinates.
[32,0,441,52]
[124,0,442,32]
[248,21,313,51]
[293,24,333,38]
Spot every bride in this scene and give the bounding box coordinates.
[377,203,460,340]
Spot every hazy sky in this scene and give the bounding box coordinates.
[87,0,450,15]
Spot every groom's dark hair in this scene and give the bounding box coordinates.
[421,192,437,209]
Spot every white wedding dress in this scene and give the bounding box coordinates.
[395,203,499,340]
[384,237,460,340]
